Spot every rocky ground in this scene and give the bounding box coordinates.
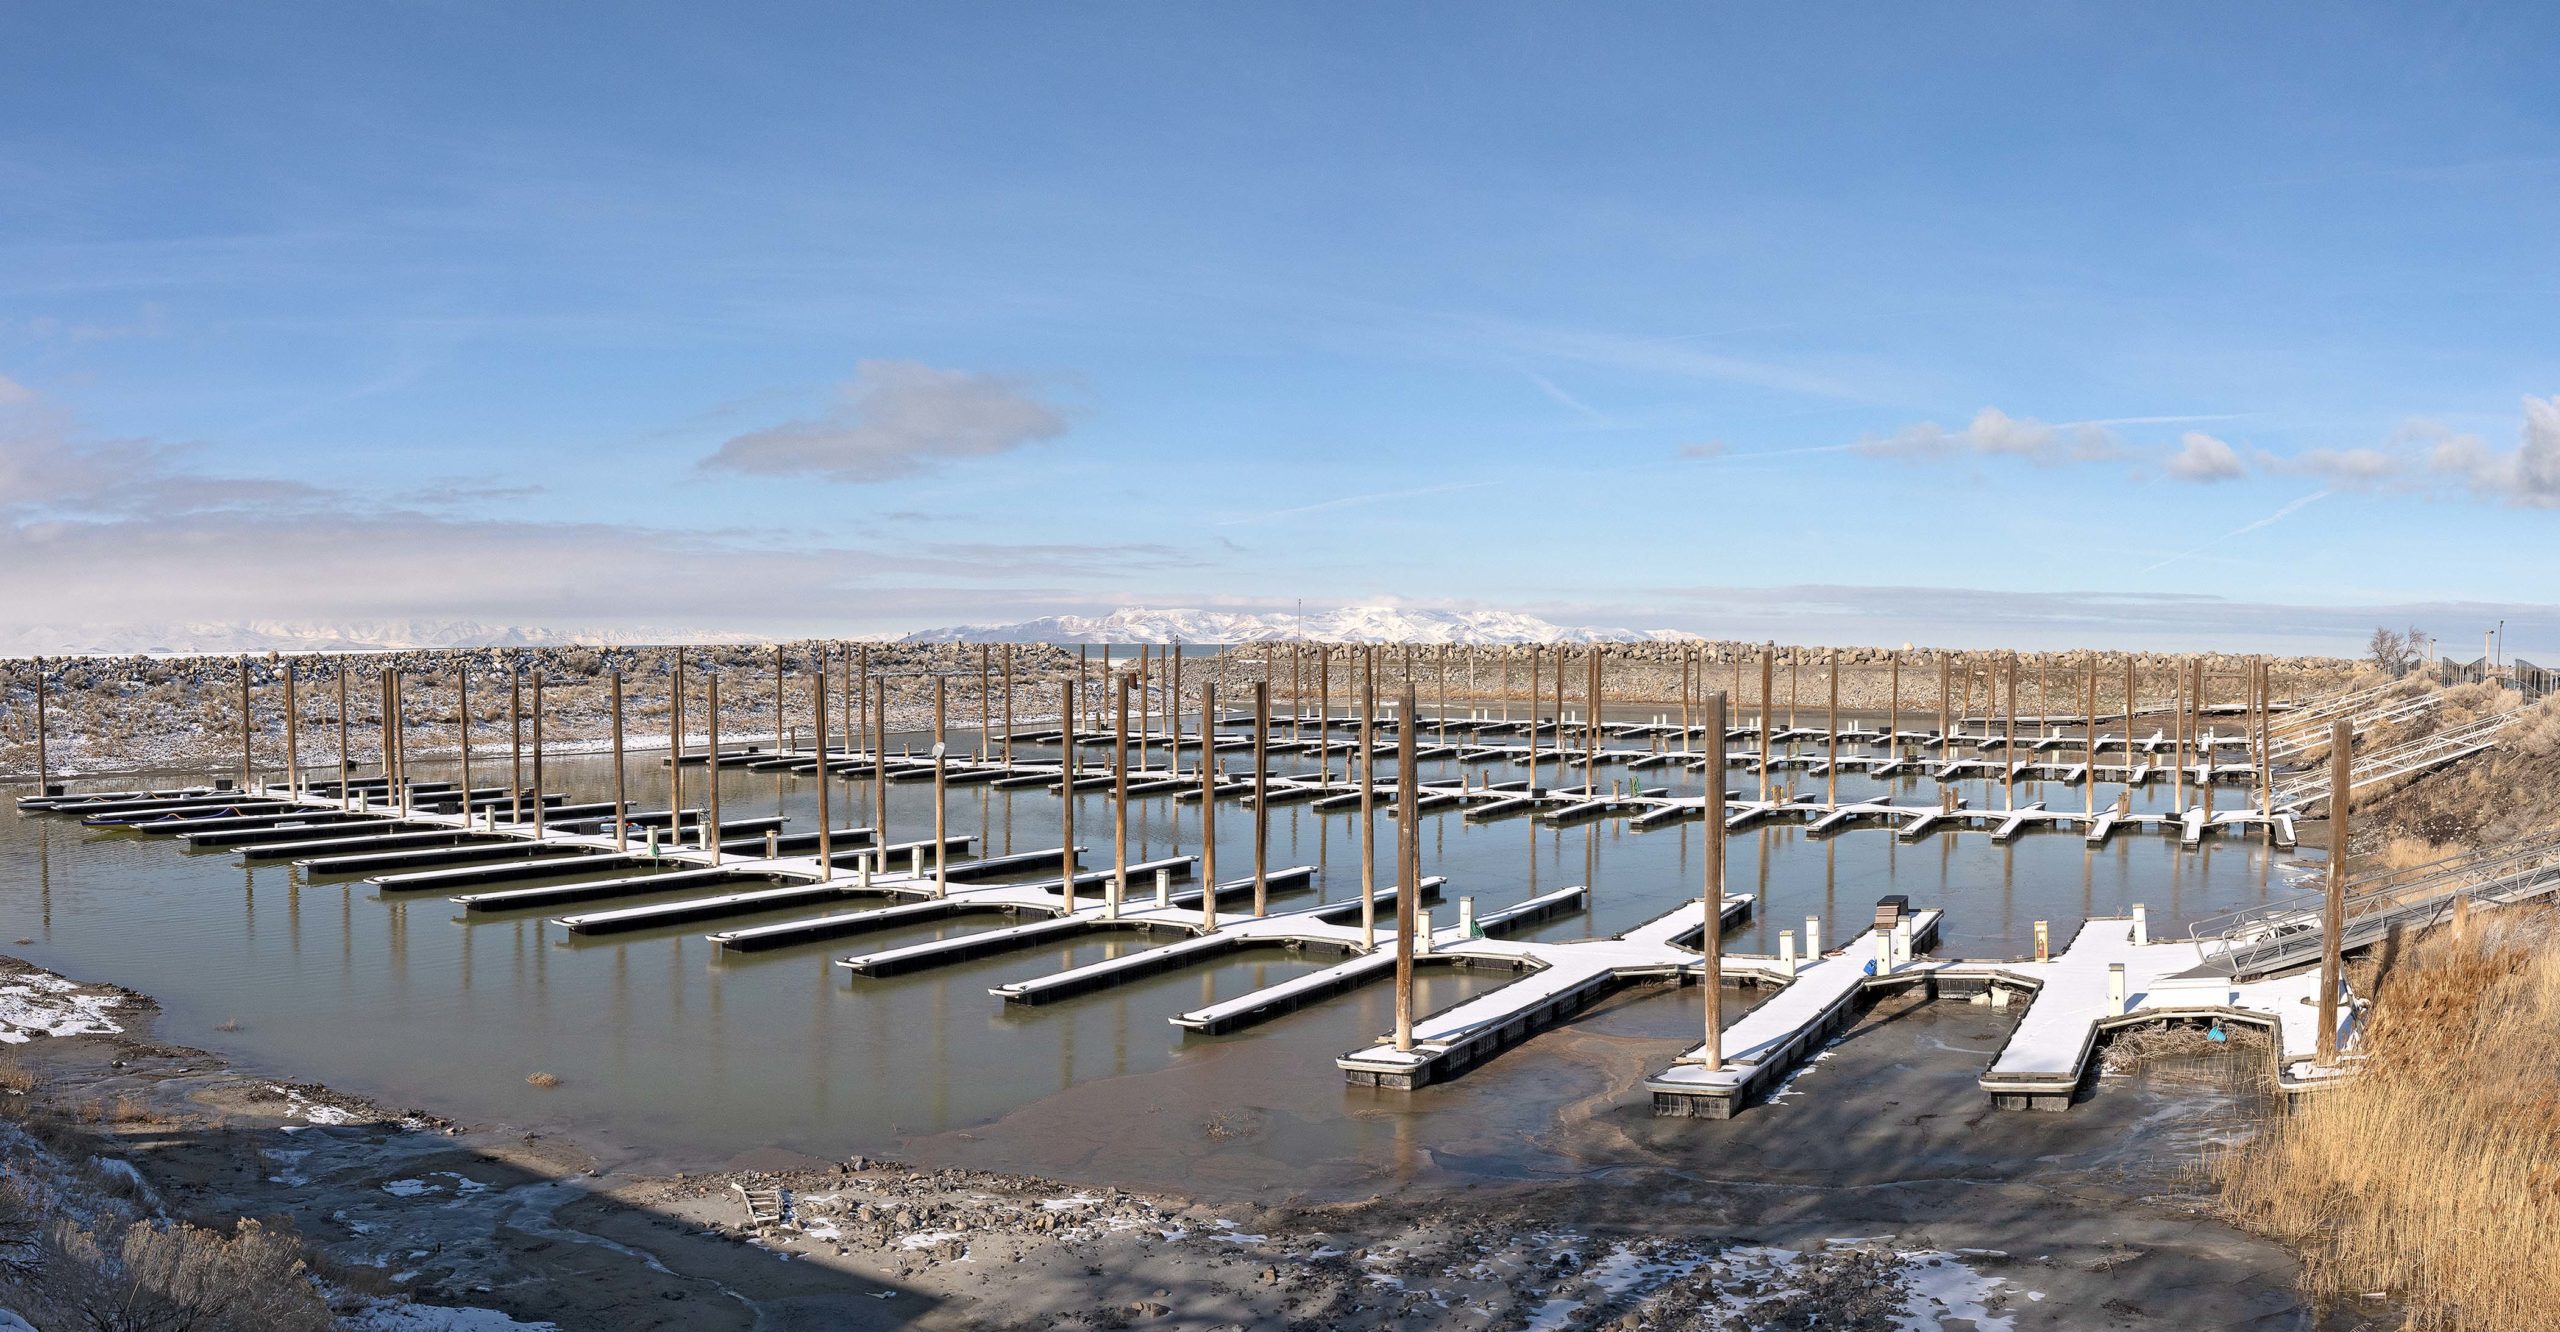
[0,956,2393,1331]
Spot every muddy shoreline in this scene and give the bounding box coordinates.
[0,955,2377,1330]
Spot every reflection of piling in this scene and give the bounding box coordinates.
[2318,718,2350,1064]
[1701,691,1728,1069]
[1394,682,1421,1053]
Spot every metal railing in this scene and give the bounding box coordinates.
[2192,835,2560,980]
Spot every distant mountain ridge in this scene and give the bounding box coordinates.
[899,606,1698,645]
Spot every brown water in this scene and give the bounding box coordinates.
[0,719,2308,1189]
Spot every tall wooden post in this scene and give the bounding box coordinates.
[1887,651,1901,766]
[1316,645,1330,783]
[508,661,525,823]
[1359,648,1378,949]
[1437,644,1449,750]
[706,672,723,862]
[872,678,888,846]
[2004,654,2018,809]
[238,656,254,790]
[2318,718,2351,1064]
[1759,645,1776,802]
[284,661,300,797]
[335,664,350,808]
[1701,690,1728,1069]
[1393,682,1422,1052]
[1199,682,1219,930]
[978,644,991,762]
[2172,657,2186,810]
[773,644,784,756]
[1001,644,1015,766]
[933,675,949,897]
[812,659,830,879]
[390,668,408,814]
[2257,658,2274,819]
[456,667,470,815]
[610,670,627,852]
[2200,658,2216,821]
[1171,640,1185,782]
[841,642,855,761]
[1058,681,1076,908]
[670,647,686,821]
[1252,680,1271,916]
[1825,648,1840,808]
[1112,674,1130,914]
[1525,644,1540,789]
[30,657,47,795]
[1584,646,1601,796]
[532,669,547,837]
[1938,651,1952,755]
[2084,654,2099,818]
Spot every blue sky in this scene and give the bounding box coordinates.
[4,2,2558,654]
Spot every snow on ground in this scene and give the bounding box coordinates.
[0,970,122,1043]
[335,1295,561,1331]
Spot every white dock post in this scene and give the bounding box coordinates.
[646,825,660,859]
[1892,918,1913,965]
[2034,919,2050,962]
[858,852,872,887]
[1874,931,1893,976]
[1416,907,1434,955]
[1780,930,1797,972]
[910,846,924,877]
[357,790,369,813]
[2107,962,2128,1015]
[2131,903,2148,946]
[765,830,778,860]
[1154,866,1171,908]
[1805,915,1821,956]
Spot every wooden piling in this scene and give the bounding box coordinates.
[238,656,253,790]
[2318,717,2350,1064]
[978,644,991,762]
[1825,649,1840,808]
[1253,680,1271,917]
[532,669,547,837]
[1584,646,1601,796]
[2003,654,2018,809]
[335,664,350,809]
[30,657,47,795]
[283,661,300,797]
[2199,657,2215,821]
[812,657,830,879]
[1525,644,1540,788]
[671,647,687,820]
[933,675,949,897]
[1759,645,1775,802]
[1393,682,1421,1052]
[509,661,525,824]
[2257,658,2274,819]
[1001,644,1015,766]
[1702,690,1728,1069]
[1171,640,1185,782]
[1316,645,1330,783]
[706,672,723,863]
[872,679,888,845]
[610,670,628,853]
[1113,673,1131,914]
[1937,652,1951,755]
[2084,654,2099,817]
[456,667,470,815]
[1199,682,1219,930]
[773,644,784,757]
[1360,648,1378,949]
[1887,651,1900,765]
[1058,681,1076,908]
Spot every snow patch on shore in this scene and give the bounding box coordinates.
[0,971,122,1043]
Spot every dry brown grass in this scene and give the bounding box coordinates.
[2218,908,2560,1330]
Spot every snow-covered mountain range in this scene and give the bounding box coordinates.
[900,606,1698,645]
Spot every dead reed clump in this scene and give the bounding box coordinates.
[525,1071,562,1089]
[2216,908,2560,1331]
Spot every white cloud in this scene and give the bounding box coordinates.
[1856,407,2122,465]
[2164,431,2246,482]
[701,359,1068,483]
[2425,395,2560,508]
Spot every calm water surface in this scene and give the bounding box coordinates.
[0,712,2312,1182]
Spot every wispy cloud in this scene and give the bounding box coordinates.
[2139,490,2329,574]
[1219,479,1497,526]
[702,359,1068,484]
[1523,371,1613,425]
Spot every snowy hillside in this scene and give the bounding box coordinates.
[900,606,1698,645]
